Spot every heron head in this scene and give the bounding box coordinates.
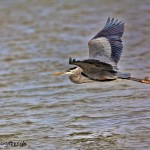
[52,67,78,76]
[65,67,78,75]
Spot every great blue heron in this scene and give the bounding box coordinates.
[52,18,150,84]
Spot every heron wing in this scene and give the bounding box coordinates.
[88,17,124,67]
[69,57,114,71]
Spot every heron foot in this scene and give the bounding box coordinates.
[141,76,150,84]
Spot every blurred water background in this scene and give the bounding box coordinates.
[0,0,150,149]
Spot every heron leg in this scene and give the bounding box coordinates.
[126,76,150,84]
[141,76,150,84]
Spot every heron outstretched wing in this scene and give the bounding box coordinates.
[88,18,124,68]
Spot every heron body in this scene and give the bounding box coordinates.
[68,58,130,83]
[53,18,150,84]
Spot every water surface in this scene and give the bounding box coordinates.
[0,0,150,150]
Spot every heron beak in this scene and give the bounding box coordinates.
[52,71,74,76]
[65,71,74,75]
[52,68,75,76]
[51,71,66,76]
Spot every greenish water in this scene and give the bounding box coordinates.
[0,0,149,149]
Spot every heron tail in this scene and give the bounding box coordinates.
[115,72,131,79]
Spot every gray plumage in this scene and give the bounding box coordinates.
[53,18,150,84]
[67,18,130,83]
[88,17,124,69]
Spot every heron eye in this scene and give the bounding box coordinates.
[66,67,77,72]
[70,67,77,70]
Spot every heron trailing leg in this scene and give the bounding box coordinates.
[141,77,150,84]
[127,76,150,84]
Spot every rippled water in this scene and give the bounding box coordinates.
[0,0,150,150]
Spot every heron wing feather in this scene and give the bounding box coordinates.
[69,57,114,72]
[88,17,124,65]
[69,57,116,81]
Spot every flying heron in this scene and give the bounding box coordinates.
[52,18,150,84]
